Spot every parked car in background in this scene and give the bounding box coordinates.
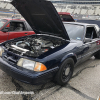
[0,18,35,43]
[77,19,100,28]
[58,12,75,22]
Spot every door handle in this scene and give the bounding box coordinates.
[25,33,28,34]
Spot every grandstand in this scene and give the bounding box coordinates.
[0,0,21,18]
[52,0,100,19]
[0,0,100,19]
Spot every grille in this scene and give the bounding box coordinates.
[3,51,19,64]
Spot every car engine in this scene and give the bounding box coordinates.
[5,36,64,57]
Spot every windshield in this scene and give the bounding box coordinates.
[64,24,84,41]
[0,19,7,29]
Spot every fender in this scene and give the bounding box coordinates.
[60,53,77,65]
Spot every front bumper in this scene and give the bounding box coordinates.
[0,57,59,85]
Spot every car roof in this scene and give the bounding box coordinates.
[63,22,97,26]
[2,18,25,21]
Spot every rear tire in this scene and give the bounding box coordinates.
[55,58,74,86]
[94,50,100,59]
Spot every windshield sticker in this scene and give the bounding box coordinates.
[77,37,81,40]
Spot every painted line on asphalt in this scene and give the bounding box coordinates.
[66,84,95,100]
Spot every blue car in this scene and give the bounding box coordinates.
[0,0,100,85]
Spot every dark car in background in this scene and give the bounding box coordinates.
[0,18,35,43]
[77,19,100,28]
[58,12,75,22]
[0,0,100,86]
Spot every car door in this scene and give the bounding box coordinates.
[81,26,98,62]
[0,31,8,43]
[5,21,34,40]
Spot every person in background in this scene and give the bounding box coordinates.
[12,15,15,19]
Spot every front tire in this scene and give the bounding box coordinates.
[55,58,74,86]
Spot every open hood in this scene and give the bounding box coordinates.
[11,0,70,40]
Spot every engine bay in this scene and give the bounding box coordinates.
[4,35,66,57]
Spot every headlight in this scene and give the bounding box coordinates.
[0,47,4,57]
[17,58,47,72]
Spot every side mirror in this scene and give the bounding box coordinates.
[2,27,9,32]
[84,38,91,43]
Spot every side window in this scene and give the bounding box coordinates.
[85,27,97,39]
[8,22,26,32]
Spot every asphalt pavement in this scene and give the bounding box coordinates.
[0,56,100,100]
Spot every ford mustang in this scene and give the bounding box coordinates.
[0,0,100,85]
